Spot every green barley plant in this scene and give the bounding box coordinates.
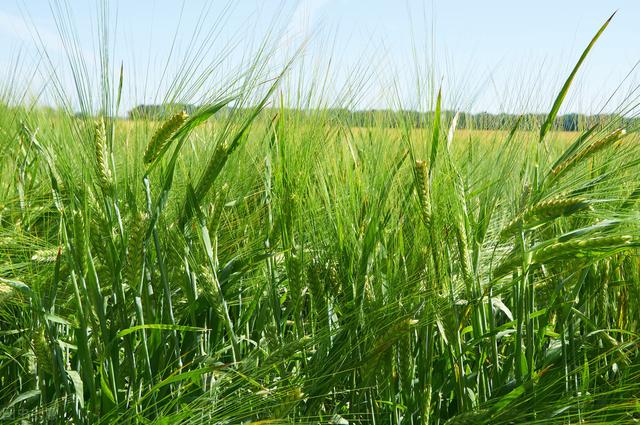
[0,3,639,425]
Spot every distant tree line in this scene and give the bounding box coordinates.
[128,103,199,120]
[128,104,635,131]
[323,109,634,132]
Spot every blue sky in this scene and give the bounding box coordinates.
[0,1,639,114]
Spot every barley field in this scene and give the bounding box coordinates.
[1,6,640,425]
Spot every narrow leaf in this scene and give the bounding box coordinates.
[539,13,615,142]
[429,88,442,179]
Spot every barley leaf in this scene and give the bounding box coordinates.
[539,12,615,143]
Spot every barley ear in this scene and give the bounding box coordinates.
[32,328,54,375]
[306,257,326,310]
[500,197,592,239]
[287,252,303,310]
[414,160,431,226]
[533,235,634,263]
[94,118,113,193]
[126,212,148,285]
[550,128,626,182]
[143,110,188,165]
[195,141,229,200]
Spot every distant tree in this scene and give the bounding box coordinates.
[562,113,579,131]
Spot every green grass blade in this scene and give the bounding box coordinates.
[429,87,442,180]
[539,12,615,143]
